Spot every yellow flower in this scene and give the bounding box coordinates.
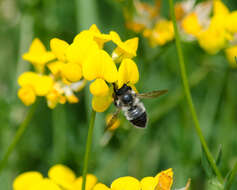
[71,174,98,190]
[213,0,229,16]
[110,31,138,62]
[197,26,228,54]
[13,171,43,190]
[225,45,237,68]
[61,62,82,82]
[181,12,202,37]
[117,59,139,88]
[22,38,55,72]
[18,86,36,106]
[106,114,120,131]
[48,164,76,190]
[140,169,173,190]
[18,72,53,96]
[154,168,173,190]
[226,11,237,33]
[17,72,54,106]
[83,49,118,97]
[31,179,62,190]
[50,38,69,62]
[74,25,111,49]
[66,36,99,67]
[90,78,109,97]
[144,20,174,47]
[94,183,111,190]
[111,176,140,190]
[92,91,113,113]
[47,61,65,77]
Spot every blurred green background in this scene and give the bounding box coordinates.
[0,0,237,189]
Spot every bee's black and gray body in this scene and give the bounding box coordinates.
[113,84,147,128]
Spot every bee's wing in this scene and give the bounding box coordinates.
[104,108,121,132]
[136,89,168,99]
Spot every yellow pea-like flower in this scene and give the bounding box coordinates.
[117,58,139,88]
[144,20,174,47]
[110,31,138,61]
[111,176,140,190]
[83,49,118,82]
[18,86,36,106]
[50,38,69,62]
[93,183,111,190]
[67,35,99,66]
[18,72,38,87]
[61,62,82,82]
[13,171,43,190]
[71,174,98,190]
[154,168,173,190]
[140,177,158,190]
[92,93,113,112]
[31,178,62,190]
[225,45,237,68]
[226,11,237,33]
[106,114,120,131]
[181,12,202,37]
[33,75,54,96]
[197,26,228,54]
[213,0,229,16]
[22,38,55,72]
[90,78,109,96]
[48,164,76,190]
[47,61,65,76]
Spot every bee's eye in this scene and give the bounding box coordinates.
[122,94,133,104]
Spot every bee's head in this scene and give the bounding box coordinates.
[113,84,133,105]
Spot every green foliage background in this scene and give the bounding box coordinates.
[0,0,237,189]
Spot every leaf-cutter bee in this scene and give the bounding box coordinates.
[106,84,168,130]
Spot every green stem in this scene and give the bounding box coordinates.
[0,103,37,173]
[168,0,224,183]
[82,110,96,190]
[225,162,237,190]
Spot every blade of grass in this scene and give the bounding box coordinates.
[81,110,96,190]
[225,162,237,190]
[168,0,224,183]
[0,103,37,173]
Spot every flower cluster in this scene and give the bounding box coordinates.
[123,0,174,47]
[13,164,190,190]
[18,25,139,111]
[122,0,237,68]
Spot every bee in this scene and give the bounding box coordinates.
[106,83,168,130]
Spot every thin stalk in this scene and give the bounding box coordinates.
[168,0,224,183]
[82,110,96,190]
[225,162,237,190]
[0,103,37,173]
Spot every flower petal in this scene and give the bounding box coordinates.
[66,37,99,66]
[92,94,113,112]
[90,79,109,96]
[34,75,54,96]
[31,178,62,190]
[61,62,82,82]
[71,174,97,190]
[83,49,118,83]
[93,183,111,190]
[154,168,173,190]
[13,171,43,190]
[140,177,157,190]
[118,59,139,88]
[50,38,69,61]
[47,61,65,76]
[18,72,38,87]
[111,176,140,190]
[48,164,76,189]
[18,86,36,106]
